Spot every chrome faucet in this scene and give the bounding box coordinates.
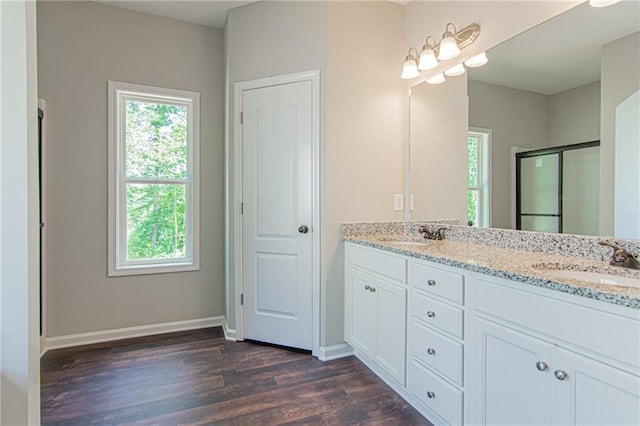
[598,241,640,270]
[419,225,447,241]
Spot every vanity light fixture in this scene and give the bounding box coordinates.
[426,73,446,85]
[438,23,462,60]
[401,22,481,80]
[444,63,466,77]
[418,36,439,71]
[589,0,621,7]
[401,47,420,79]
[464,51,488,67]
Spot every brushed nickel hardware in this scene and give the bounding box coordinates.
[365,285,370,291]
[370,287,376,293]
[427,279,436,286]
[427,311,436,318]
[427,391,436,399]
[427,348,436,355]
[536,361,548,372]
[598,241,640,270]
[554,370,568,381]
[298,225,309,234]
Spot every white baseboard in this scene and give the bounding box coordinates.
[317,342,354,361]
[223,320,237,341]
[45,316,225,351]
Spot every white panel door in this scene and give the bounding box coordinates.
[552,347,640,425]
[472,318,553,425]
[374,279,407,384]
[242,80,313,350]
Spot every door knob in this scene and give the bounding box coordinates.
[298,225,309,234]
[536,361,548,372]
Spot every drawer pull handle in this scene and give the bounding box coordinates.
[427,348,436,356]
[427,279,436,286]
[427,311,436,318]
[554,370,568,381]
[427,391,436,399]
[536,361,548,372]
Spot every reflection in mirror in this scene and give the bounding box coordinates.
[409,1,640,238]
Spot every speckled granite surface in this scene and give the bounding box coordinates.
[341,222,640,310]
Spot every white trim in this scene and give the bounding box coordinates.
[232,70,321,357]
[223,320,237,341]
[107,81,200,277]
[469,127,492,228]
[317,343,354,361]
[510,146,531,229]
[44,316,224,351]
[38,98,48,354]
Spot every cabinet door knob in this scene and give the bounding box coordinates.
[427,311,436,318]
[554,370,568,381]
[427,348,436,356]
[370,287,376,293]
[427,391,436,399]
[427,279,436,286]
[536,361,548,372]
[364,285,370,291]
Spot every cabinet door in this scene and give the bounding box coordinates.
[345,268,375,355]
[552,347,640,425]
[472,318,553,425]
[374,279,407,384]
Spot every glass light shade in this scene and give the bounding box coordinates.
[418,48,439,71]
[444,63,466,77]
[401,57,420,79]
[426,73,446,85]
[589,0,621,7]
[464,52,488,68]
[438,35,461,60]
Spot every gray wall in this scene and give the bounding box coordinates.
[37,1,225,337]
[547,82,600,147]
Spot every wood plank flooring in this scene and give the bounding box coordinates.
[41,327,431,425]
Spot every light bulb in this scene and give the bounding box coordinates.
[426,73,446,85]
[418,47,439,71]
[464,52,488,68]
[438,33,460,61]
[401,56,420,80]
[444,63,466,77]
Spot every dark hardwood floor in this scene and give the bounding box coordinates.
[41,327,430,425]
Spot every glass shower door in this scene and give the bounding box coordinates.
[517,153,561,233]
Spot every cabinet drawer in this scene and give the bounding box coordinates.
[474,277,640,369]
[411,320,463,386]
[412,291,464,339]
[410,359,463,425]
[347,243,406,283]
[410,261,464,304]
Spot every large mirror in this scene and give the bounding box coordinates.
[409,1,640,238]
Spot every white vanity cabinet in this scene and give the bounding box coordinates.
[468,275,640,426]
[344,242,640,426]
[344,243,407,385]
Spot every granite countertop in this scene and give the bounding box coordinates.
[345,234,640,310]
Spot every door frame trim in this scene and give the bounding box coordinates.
[232,70,320,356]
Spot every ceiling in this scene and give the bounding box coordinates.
[96,0,257,29]
[468,1,640,95]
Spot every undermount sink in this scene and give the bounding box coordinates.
[377,238,434,246]
[533,263,640,288]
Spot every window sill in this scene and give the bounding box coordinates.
[108,262,199,277]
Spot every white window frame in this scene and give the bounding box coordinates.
[108,81,200,276]
[468,128,492,228]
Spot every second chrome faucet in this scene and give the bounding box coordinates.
[419,225,447,241]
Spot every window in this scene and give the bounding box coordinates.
[467,129,491,228]
[108,81,199,276]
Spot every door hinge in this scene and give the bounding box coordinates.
[240,293,244,306]
[240,202,244,215]
[240,111,243,124]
